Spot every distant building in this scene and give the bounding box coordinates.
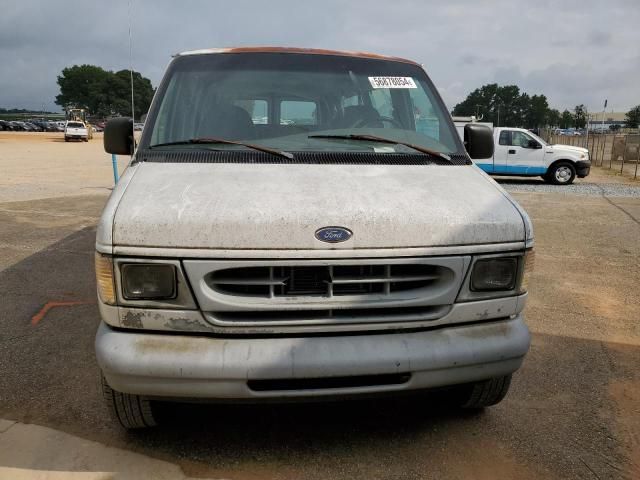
[587,111,627,131]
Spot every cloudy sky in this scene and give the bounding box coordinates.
[1,0,638,113]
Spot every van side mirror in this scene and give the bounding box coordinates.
[104,117,134,155]
[464,124,494,159]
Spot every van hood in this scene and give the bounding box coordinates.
[111,162,525,250]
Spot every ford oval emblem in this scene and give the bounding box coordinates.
[315,226,353,243]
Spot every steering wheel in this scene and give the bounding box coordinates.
[353,116,403,129]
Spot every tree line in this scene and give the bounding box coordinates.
[452,83,639,130]
[55,65,154,120]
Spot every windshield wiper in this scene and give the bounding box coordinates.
[308,133,452,163]
[149,137,294,160]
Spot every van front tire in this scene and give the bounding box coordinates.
[459,374,512,409]
[101,375,158,429]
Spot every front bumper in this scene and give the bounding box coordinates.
[96,315,530,400]
[576,160,591,178]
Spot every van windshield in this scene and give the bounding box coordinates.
[144,52,461,156]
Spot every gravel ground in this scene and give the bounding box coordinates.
[499,179,640,197]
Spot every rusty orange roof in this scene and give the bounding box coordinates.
[175,46,420,65]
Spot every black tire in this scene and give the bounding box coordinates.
[64,137,69,142]
[546,162,576,185]
[101,375,157,429]
[459,374,512,409]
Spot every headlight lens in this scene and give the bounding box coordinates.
[95,253,116,305]
[121,264,176,300]
[471,257,518,291]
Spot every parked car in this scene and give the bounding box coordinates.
[16,121,34,131]
[0,120,12,131]
[64,121,89,142]
[471,127,590,184]
[26,121,44,132]
[97,47,533,429]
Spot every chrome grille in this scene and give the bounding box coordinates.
[183,256,468,332]
[207,264,442,298]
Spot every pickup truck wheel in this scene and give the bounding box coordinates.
[547,162,576,185]
[459,374,512,409]
[101,375,157,429]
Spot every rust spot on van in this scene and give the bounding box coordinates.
[135,337,205,354]
[122,311,144,328]
[165,317,210,332]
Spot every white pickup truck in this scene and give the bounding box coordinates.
[64,121,89,142]
[474,127,590,184]
[96,47,533,428]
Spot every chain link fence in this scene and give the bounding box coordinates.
[542,130,640,179]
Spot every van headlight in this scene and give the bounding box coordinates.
[457,249,534,301]
[471,258,518,291]
[121,264,176,300]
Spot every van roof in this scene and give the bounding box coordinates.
[175,46,420,66]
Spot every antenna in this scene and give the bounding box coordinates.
[127,0,135,153]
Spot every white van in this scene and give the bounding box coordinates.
[96,47,533,428]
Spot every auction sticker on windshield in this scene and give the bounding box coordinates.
[368,76,417,89]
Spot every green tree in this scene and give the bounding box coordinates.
[560,109,574,129]
[573,104,587,129]
[55,64,154,119]
[55,65,110,114]
[547,108,561,127]
[527,94,550,128]
[452,83,551,128]
[625,105,640,129]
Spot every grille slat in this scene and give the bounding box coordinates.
[331,274,439,284]
[209,277,288,285]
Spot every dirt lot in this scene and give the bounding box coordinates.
[0,131,128,203]
[0,132,639,479]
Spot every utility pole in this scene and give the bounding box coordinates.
[585,110,589,149]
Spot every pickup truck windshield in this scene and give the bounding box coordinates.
[144,53,460,155]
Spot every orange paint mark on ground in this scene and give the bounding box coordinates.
[31,300,93,326]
